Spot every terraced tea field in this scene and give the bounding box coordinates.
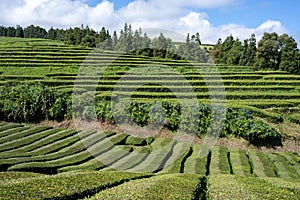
[0,37,300,199]
[0,37,300,128]
[0,122,299,199]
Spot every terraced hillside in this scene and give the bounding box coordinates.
[0,122,299,199]
[0,37,300,199]
[0,37,300,129]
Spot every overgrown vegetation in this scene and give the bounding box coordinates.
[0,83,71,123]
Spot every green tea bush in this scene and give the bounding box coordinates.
[0,83,71,123]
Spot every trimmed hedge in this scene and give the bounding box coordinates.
[268,152,300,179]
[159,142,191,174]
[7,133,128,174]
[184,144,209,175]
[209,174,300,199]
[209,147,231,174]
[90,174,205,200]
[0,171,150,200]
[289,113,300,124]
[128,138,176,173]
[58,145,132,172]
[229,149,252,176]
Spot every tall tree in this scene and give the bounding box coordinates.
[219,35,234,64]
[112,31,118,49]
[247,34,257,66]
[6,26,16,37]
[211,38,222,63]
[15,25,24,38]
[227,39,243,65]
[255,32,280,70]
[195,32,201,45]
[278,34,300,74]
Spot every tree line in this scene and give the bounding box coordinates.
[0,24,209,62]
[211,33,300,74]
[0,24,299,74]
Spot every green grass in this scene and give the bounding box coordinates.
[0,121,299,199]
[0,123,25,132]
[125,135,147,145]
[278,152,300,177]
[263,177,300,191]
[0,126,30,138]
[0,171,46,183]
[247,150,269,177]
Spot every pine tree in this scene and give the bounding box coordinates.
[15,25,24,38]
[279,34,299,74]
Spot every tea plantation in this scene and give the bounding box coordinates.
[0,37,299,199]
[0,122,299,199]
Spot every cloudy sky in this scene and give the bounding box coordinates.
[0,0,299,44]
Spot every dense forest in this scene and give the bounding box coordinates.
[0,24,299,74]
[212,33,300,74]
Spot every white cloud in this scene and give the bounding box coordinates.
[179,12,210,28]
[150,0,236,9]
[0,0,289,44]
[176,12,288,44]
[0,0,118,30]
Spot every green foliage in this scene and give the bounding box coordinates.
[0,131,105,168]
[253,151,277,177]
[0,128,59,152]
[224,108,282,144]
[229,149,252,176]
[8,133,128,174]
[0,129,78,158]
[159,142,191,174]
[279,34,300,74]
[213,32,300,75]
[209,174,300,199]
[184,144,209,175]
[288,113,300,124]
[0,171,150,200]
[210,147,231,174]
[125,136,147,145]
[177,33,209,62]
[128,138,176,173]
[0,83,71,123]
[268,152,300,179]
[58,145,132,172]
[255,32,280,70]
[89,174,204,200]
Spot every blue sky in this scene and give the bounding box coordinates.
[0,0,299,44]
